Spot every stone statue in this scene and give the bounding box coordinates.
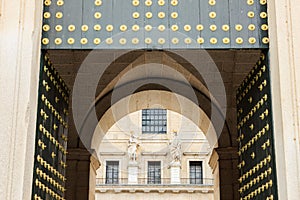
[128,133,140,162]
[169,131,181,165]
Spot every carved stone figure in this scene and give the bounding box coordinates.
[128,134,140,162]
[169,131,181,164]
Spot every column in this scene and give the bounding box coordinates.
[0,0,43,199]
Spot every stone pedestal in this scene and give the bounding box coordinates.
[128,161,139,184]
[170,162,181,184]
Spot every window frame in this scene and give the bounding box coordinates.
[188,160,204,185]
[141,109,167,134]
[105,160,120,184]
[147,161,162,184]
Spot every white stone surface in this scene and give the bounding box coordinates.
[170,165,181,184]
[128,165,139,184]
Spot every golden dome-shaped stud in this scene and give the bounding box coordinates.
[158,25,165,31]
[145,12,153,18]
[145,25,152,31]
[260,0,267,5]
[209,0,216,6]
[158,38,165,44]
[44,0,51,6]
[55,25,63,32]
[105,38,113,44]
[42,38,49,45]
[56,12,63,19]
[145,0,152,6]
[209,12,216,19]
[260,12,267,18]
[43,24,50,32]
[247,0,254,5]
[261,24,268,31]
[80,38,88,44]
[210,37,217,44]
[120,25,127,32]
[223,37,230,44]
[172,37,179,44]
[158,12,165,18]
[171,25,178,31]
[171,12,178,19]
[67,38,75,45]
[54,38,62,45]
[94,12,102,19]
[132,24,140,31]
[68,25,75,32]
[44,12,51,19]
[158,0,165,6]
[236,37,243,44]
[145,37,152,44]
[119,38,127,45]
[81,25,89,32]
[210,24,217,31]
[132,0,139,6]
[235,24,243,31]
[106,25,113,32]
[132,12,140,19]
[171,0,178,6]
[262,37,269,44]
[95,0,102,6]
[196,24,204,31]
[184,25,191,32]
[57,0,64,6]
[197,37,204,44]
[248,24,256,31]
[222,24,229,31]
[132,38,139,44]
[94,24,101,31]
[249,37,256,44]
[184,38,192,44]
[248,11,255,18]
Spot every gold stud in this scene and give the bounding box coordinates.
[132,38,139,44]
[184,38,192,44]
[68,25,75,32]
[57,0,64,6]
[94,12,102,19]
[171,12,178,19]
[55,25,62,32]
[223,37,230,44]
[132,12,140,19]
[222,25,229,32]
[235,24,243,31]
[248,11,255,18]
[56,12,63,19]
[54,38,62,45]
[43,12,51,19]
[210,37,217,44]
[145,25,152,31]
[95,0,102,6]
[260,12,267,18]
[172,37,179,44]
[210,25,217,31]
[158,12,165,18]
[184,25,191,32]
[158,0,165,6]
[158,38,165,45]
[44,0,51,6]
[43,24,50,32]
[171,25,179,31]
[145,0,152,6]
[247,0,254,5]
[248,24,256,31]
[132,24,139,31]
[80,38,88,44]
[196,24,204,31]
[94,24,101,31]
[249,37,256,44]
[158,25,165,31]
[171,0,178,6]
[67,38,75,45]
[132,0,139,6]
[260,0,267,5]
[145,37,152,44]
[197,37,204,44]
[145,12,152,19]
[262,37,269,44]
[208,0,216,6]
[236,37,243,44]
[261,24,268,31]
[106,25,113,32]
[120,25,127,32]
[42,38,49,45]
[209,12,216,19]
[81,25,89,32]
